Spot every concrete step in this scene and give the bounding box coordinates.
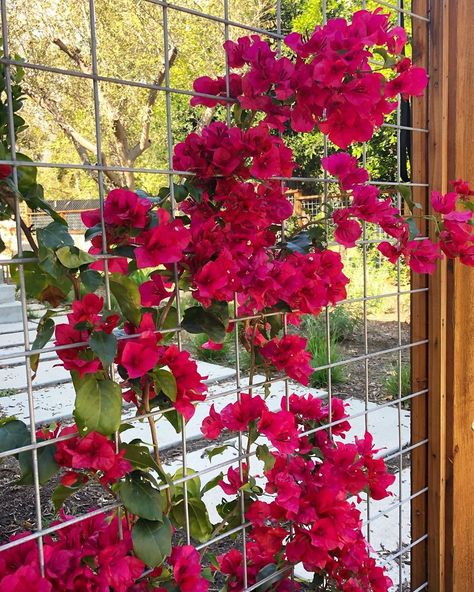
[0,301,23,324]
[0,283,17,304]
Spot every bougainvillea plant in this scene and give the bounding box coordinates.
[0,8,473,592]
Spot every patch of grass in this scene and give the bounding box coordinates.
[342,244,410,317]
[191,333,234,364]
[300,307,358,344]
[0,388,17,398]
[190,332,251,373]
[307,336,346,388]
[384,362,411,400]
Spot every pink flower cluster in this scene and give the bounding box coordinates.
[0,519,210,592]
[206,393,395,592]
[55,294,119,377]
[117,312,207,420]
[322,153,474,272]
[174,133,348,314]
[192,10,428,148]
[37,425,131,487]
[0,514,144,592]
[55,298,207,420]
[81,189,190,273]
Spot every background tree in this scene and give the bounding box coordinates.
[8,0,274,197]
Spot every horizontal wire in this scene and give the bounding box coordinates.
[373,0,430,21]
[382,533,429,564]
[412,582,429,592]
[0,154,431,190]
[383,437,428,463]
[0,56,235,104]
[363,487,428,528]
[143,0,284,40]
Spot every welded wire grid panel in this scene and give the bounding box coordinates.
[0,1,430,591]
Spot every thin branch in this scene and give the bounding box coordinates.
[53,39,128,171]
[128,46,178,163]
[24,87,122,188]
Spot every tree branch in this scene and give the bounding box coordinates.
[53,37,131,185]
[128,46,178,163]
[24,87,122,188]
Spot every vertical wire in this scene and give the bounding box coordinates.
[321,0,334,450]
[271,3,297,587]
[223,1,248,586]
[161,0,191,546]
[87,0,122,536]
[0,0,44,571]
[87,0,112,310]
[275,0,294,587]
[396,2,404,587]
[360,0,372,548]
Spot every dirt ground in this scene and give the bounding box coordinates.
[333,318,411,403]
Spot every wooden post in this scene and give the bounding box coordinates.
[293,189,303,222]
[410,2,430,588]
[443,2,474,590]
[428,2,474,590]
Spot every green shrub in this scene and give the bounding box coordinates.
[307,335,346,388]
[300,306,357,344]
[191,333,234,364]
[384,362,411,400]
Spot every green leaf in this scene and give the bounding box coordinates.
[18,444,59,485]
[158,183,188,203]
[52,481,85,511]
[256,444,276,471]
[266,314,282,338]
[56,246,95,269]
[119,472,163,521]
[184,181,203,203]
[30,313,55,374]
[397,184,418,214]
[153,369,177,401]
[84,223,102,242]
[463,200,474,213]
[172,467,201,499]
[110,274,141,325]
[407,217,420,241]
[161,306,178,343]
[38,246,67,280]
[254,564,280,591]
[201,472,224,495]
[120,442,161,473]
[89,331,118,367]
[37,222,74,250]
[170,497,213,543]
[181,303,228,343]
[73,375,122,436]
[0,419,30,453]
[205,444,231,461]
[132,516,172,567]
[80,269,102,292]
[163,408,182,434]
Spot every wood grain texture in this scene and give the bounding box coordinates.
[443,2,474,590]
[427,2,450,590]
[410,1,430,588]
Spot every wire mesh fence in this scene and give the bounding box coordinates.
[0,0,430,590]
